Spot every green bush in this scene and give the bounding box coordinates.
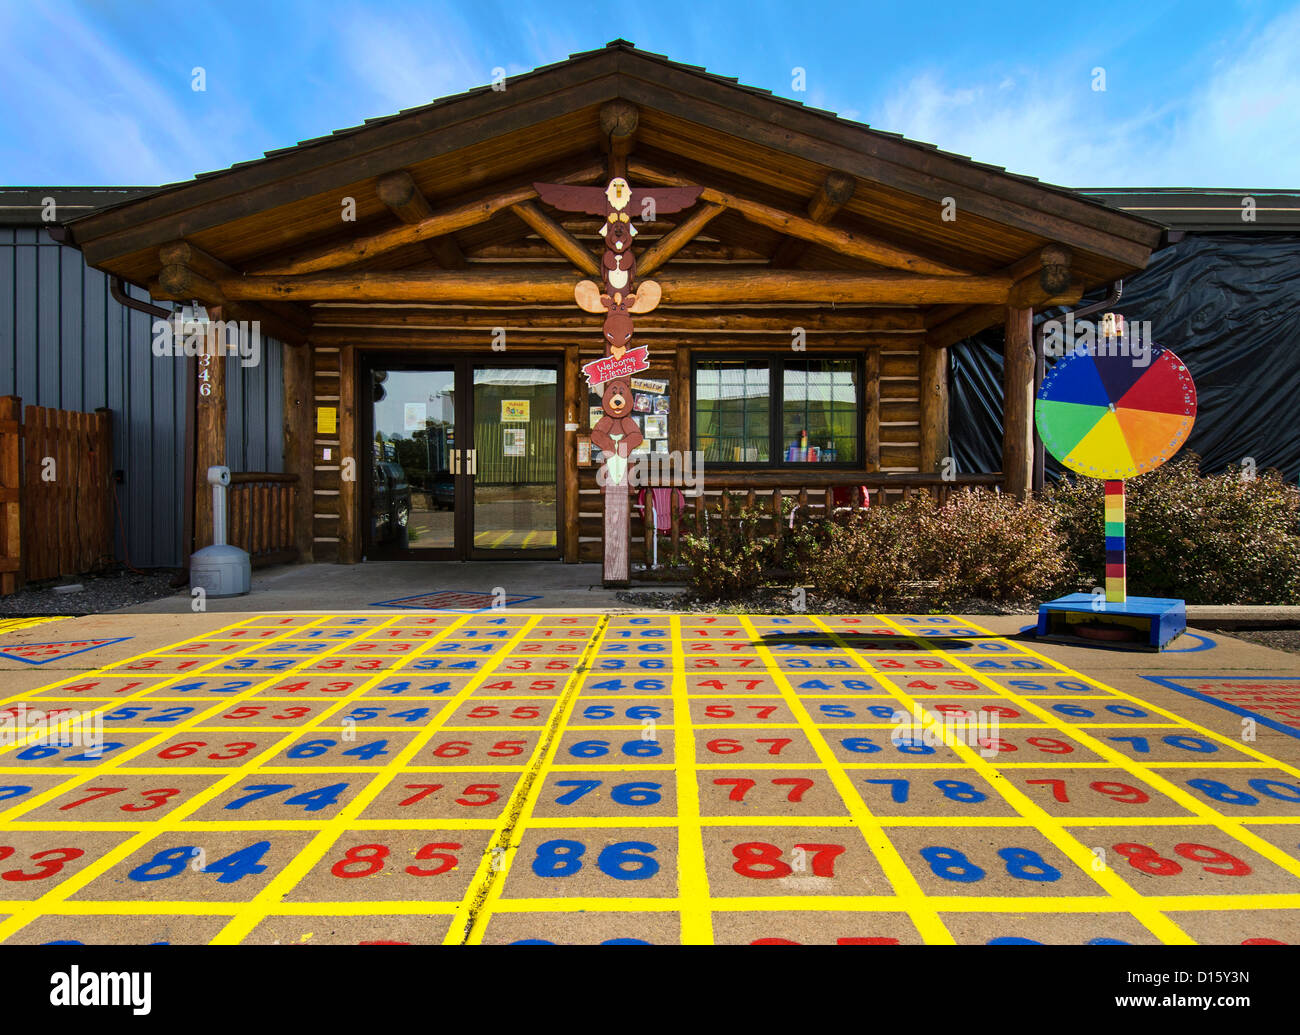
[679,495,784,600]
[797,495,933,607]
[925,488,1072,605]
[680,460,1300,606]
[1048,456,1300,604]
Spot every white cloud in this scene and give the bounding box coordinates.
[0,2,260,183]
[871,7,1300,187]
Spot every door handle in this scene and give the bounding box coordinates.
[466,449,477,476]
[450,449,461,475]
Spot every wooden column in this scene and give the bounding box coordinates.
[194,306,227,548]
[563,345,581,563]
[672,345,691,455]
[918,345,949,472]
[863,346,880,472]
[282,341,314,562]
[1002,306,1035,497]
[337,344,359,563]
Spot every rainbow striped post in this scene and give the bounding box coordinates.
[1104,479,1127,602]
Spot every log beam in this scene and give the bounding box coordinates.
[1002,306,1035,498]
[600,100,639,180]
[925,304,1005,349]
[156,240,311,344]
[509,200,600,276]
[309,305,926,331]
[770,171,855,268]
[251,162,604,275]
[629,160,974,276]
[1007,245,1080,308]
[637,203,725,276]
[306,328,924,348]
[221,268,1010,305]
[376,170,466,268]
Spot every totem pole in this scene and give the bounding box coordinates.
[533,175,702,584]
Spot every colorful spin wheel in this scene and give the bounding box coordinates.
[1035,342,1197,601]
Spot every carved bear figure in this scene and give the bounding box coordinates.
[590,378,643,458]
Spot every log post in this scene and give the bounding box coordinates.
[863,346,881,472]
[1003,306,1035,498]
[282,340,315,562]
[194,306,227,550]
[918,345,949,472]
[672,346,691,455]
[337,344,359,562]
[563,345,581,563]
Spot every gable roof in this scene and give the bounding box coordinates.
[62,40,1165,292]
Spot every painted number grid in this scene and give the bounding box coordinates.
[1,612,1299,945]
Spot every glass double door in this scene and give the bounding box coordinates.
[364,357,559,559]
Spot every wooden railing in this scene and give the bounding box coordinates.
[227,472,300,567]
[576,468,1003,569]
[0,397,115,593]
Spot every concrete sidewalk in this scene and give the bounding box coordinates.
[114,561,643,613]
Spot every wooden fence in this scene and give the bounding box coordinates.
[227,472,300,567]
[576,468,1003,570]
[0,397,115,593]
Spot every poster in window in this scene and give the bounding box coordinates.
[644,414,667,439]
[404,402,427,431]
[503,428,526,457]
[501,400,530,423]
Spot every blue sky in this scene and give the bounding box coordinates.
[1,0,1298,188]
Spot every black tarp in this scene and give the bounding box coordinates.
[949,233,1300,482]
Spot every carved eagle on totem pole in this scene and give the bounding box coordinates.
[533,177,703,359]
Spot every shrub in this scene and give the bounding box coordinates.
[679,494,784,600]
[1049,455,1300,604]
[924,488,1072,605]
[797,495,934,607]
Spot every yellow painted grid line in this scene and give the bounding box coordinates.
[208,614,532,944]
[456,616,612,944]
[0,613,455,942]
[9,814,1300,834]
[819,615,1194,944]
[736,613,955,945]
[670,613,713,943]
[6,892,1300,919]
[3,611,1298,943]
[935,619,1300,903]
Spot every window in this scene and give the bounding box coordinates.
[694,360,770,463]
[693,356,861,465]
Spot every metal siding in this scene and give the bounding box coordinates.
[0,228,14,394]
[0,231,285,569]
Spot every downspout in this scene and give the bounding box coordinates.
[48,226,194,581]
[1032,280,1124,493]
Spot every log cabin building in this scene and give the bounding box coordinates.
[45,40,1171,579]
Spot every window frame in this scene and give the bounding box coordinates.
[690,352,865,469]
